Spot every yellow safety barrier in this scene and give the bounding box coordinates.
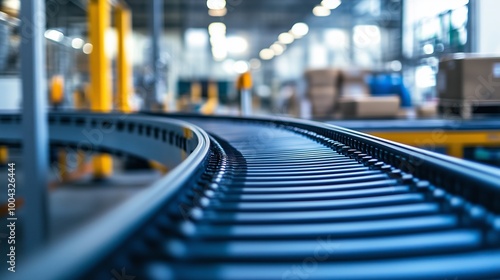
[370,131,500,159]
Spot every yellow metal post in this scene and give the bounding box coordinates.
[115,5,132,113]
[191,82,202,104]
[88,0,113,179]
[50,75,64,106]
[0,146,8,165]
[237,72,253,116]
[448,144,464,158]
[201,81,219,115]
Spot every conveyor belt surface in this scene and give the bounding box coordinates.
[2,113,500,280]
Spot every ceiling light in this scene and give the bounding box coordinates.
[208,22,226,36]
[321,0,341,10]
[82,43,93,54]
[44,29,64,42]
[212,47,228,61]
[233,60,250,74]
[185,28,208,48]
[3,0,20,12]
[71,38,85,49]
[270,43,285,56]
[207,0,226,10]
[208,8,227,17]
[313,5,331,17]
[278,32,294,44]
[290,22,309,38]
[423,44,434,55]
[226,36,248,54]
[259,49,274,60]
[210,34,226,47]
[249,58,261,70]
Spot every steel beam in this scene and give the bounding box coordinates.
[147,0,163,110]
[20,0,49,251]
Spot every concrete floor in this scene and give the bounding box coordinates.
[0,149,163,266]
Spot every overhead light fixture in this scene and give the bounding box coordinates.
[321,0,341,10]
[210,34,226,46]
[290,22,309,38]
[44,29,64,42]
[208,8,227,17]
[249,58,262,70]
[82,43,93,54]
[270,43,285,56]
[259,49,274,60]
[207,0,226,10]
[278,32,294,44]
[2,0,20,12]
[313,5,331,17]
[71,38,85,49]
[212,47,228,61]
[208,22,226,36]
[423,44,434,55]
[226,36,249,54]
[233,60,250,74]
[185,28,209,48]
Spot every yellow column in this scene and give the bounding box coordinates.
[200,81,218,115]
[115,5,132,113]
[0,146,8,165]
[191,82,202,104]
[88,0,113,179]
[50,75,64,106]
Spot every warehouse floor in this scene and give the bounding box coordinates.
[0,152,163,265]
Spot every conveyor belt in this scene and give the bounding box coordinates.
[2,113,500,280]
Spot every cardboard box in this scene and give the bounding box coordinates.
[338,95,400,119]
[339,69,370,98]
[308,87,337,118]
[305,69,340,87]
[437,54,500,103]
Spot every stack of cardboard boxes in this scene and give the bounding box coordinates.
[305,69,340,118]
[338,69,400,118]
[306,68,401,119]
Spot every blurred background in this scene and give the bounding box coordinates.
[0,0,484,114]
[2,0,499,165]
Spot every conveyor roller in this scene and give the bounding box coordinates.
[1,113,499,280]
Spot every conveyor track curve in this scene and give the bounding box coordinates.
[1,113,500,280]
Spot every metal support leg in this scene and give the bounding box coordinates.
[241,89,252,116]
[148,0,163,110]
[88,0,112,179]
[20,0,49,251]
[237,72,253,116]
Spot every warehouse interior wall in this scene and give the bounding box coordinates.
[475,0,500,54]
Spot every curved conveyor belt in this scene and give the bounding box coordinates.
[1,112,500,280]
